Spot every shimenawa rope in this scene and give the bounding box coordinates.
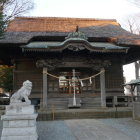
[42,70,105,81]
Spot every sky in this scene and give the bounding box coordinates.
[28,0,140,82]
[30,0,140,22]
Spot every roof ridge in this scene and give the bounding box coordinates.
[15,16,117,22]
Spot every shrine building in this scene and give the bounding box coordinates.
[0,17,140,109]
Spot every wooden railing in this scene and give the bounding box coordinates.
[106,95,133,107]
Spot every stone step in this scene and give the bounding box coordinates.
[82,104,101,107]
[47,97,69,109]
[37,110,132,121]
[37,112,106,120]
[48,93,98,98]
[81,97,101,108]
[81,97,101,102]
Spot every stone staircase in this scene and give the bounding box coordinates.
[47,97,68,110]
[47,97,101,110]
[81,97,101,109]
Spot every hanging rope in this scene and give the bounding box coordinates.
[42,70,105,81]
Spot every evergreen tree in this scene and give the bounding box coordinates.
[0,65,13,92]
[0,1,7,37]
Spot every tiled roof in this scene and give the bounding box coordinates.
[123,79,140,86]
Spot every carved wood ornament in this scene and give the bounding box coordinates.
[36,57,111,71]
[67,44,85,51]
[36,59,65,71]
[84,59,111,71]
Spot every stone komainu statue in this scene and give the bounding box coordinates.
[10,80,32,103]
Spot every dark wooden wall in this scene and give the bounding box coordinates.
[13,55,124,98]
[95,60,124,95]
[13,59,42,98]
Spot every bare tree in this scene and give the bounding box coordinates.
[1,0,34,22]
[122,1,140,93]
[125,0,140,33]
[127,0,140,8]
[0,0,34,36]
[121,14,140,34]
[122,14,140,92]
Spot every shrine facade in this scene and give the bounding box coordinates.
[1,17,140,109]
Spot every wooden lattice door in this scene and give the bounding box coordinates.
[59,71,81,94]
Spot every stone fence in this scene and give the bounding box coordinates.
[133,102,140,121]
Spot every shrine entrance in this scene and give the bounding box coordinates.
[59,71,81,94]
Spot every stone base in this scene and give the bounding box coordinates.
[1,135,37,140]
[68,98,81,109]
[5,103,34,115]
[1,104,38,140]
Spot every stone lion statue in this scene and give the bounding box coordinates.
[10,80,32,104]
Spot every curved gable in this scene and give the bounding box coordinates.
[21,32,129,53]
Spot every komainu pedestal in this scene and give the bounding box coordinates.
[1,103,38,140]
[1,80,38,140]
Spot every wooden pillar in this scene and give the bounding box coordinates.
[127,96,131,107]
[91,69,95,94]
[43,67,47,108]
[13,60,17,93]
[113,96,118,107]
[100,68,106,107]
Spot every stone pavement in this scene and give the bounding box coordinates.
[65,119,135,140]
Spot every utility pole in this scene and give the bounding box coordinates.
[135,60,140,94]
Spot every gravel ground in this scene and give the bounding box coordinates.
[0,120,2,138]
[36,121,76,140]
[98,118,140,140]
[0,120,76,140]
[0,118,140,140]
